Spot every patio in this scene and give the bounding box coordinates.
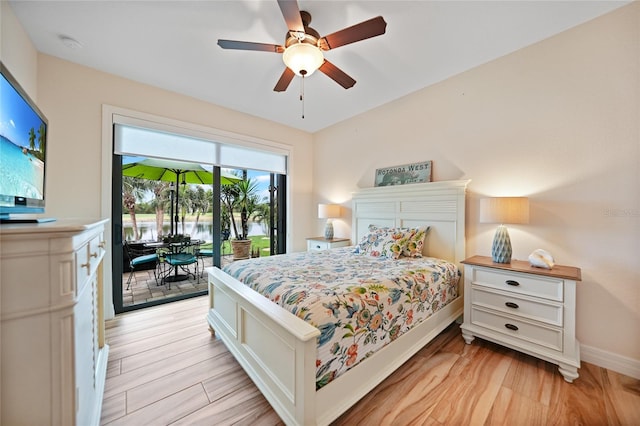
[122,253,233,307]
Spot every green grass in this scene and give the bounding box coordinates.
[200,235,271,257]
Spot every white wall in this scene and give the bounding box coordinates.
[1,1,38,97]
[313,3,639,372]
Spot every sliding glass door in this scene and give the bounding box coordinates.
[111,123,288,313]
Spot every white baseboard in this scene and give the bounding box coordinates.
[581,343,640,380]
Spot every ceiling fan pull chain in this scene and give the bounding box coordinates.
[300,75,305,119]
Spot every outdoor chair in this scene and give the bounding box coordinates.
[124,241,159,290]
[197,242,214,278]
[162,240,200,288]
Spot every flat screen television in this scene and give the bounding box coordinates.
[0,61,54,223]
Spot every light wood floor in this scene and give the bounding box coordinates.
[101,296,640,425]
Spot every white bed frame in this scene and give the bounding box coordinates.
[206,180,469,425]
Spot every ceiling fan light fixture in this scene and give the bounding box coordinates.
[282,42,324,77]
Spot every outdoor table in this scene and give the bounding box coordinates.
[145,240,202,283]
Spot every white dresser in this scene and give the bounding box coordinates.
[306,237,351,251]
[460,255,582,382]
[0,219,109,425]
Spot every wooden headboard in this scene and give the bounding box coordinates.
[351,180,469,266]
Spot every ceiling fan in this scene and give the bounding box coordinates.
[217,0,387,92]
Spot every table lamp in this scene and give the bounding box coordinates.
[480,197,529,263]
[318,204,341,239]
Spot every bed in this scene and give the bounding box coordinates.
[206,179,469,425]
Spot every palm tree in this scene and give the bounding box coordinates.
[190,186,209,236]
[251,197,271,236]
[28,128,36,151]
[177,184,193,235]
[38,123,45,152]
[122,176,149,240]
[150,181,170,239]
[36,123,46,161]
[236,178,260,240]
[221,179,241,239]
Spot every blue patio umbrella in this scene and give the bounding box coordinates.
[122,158,241,235]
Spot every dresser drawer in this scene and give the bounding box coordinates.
[471,306,563,351]
[76,233,105,296]
[88,233,105,274]
[471,287,563,326]
[471,268,563,301]
[76,240,91,285]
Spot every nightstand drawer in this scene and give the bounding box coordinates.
[472,268,563,301]
[308,240,330,250]
[471,287,563,326]
[461,256,581,382]
[306,237,350,251]
[471,306,563,351]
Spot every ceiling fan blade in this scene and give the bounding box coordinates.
[277,0,304,33]
[319,60,356,89]
[318,16,387,50]
[218,39,284,53]
[274,67,295,92]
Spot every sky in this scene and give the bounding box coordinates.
[0,72,47,149]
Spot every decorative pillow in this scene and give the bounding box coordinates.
[354,225,429,259]
[401,226,429,258]
[353,225,405,259]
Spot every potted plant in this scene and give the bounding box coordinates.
[225,178,260,260]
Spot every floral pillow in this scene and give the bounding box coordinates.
[401,226,429,258]
[354,225,429,259]
[353,225,405,259]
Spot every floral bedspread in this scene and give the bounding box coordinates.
[222,247,459,390]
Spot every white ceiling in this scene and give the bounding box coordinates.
[9,1,628,133]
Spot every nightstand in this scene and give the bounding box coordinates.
[460,255,582,382]
[306,237,351,251]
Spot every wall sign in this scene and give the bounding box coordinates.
[374,161,432,187]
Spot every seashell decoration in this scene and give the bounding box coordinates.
[529,249,555,269]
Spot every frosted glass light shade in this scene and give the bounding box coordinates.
[283,43,324,76]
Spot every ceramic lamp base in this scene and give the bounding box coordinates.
[324,221,334,240]
[491,225,512,263]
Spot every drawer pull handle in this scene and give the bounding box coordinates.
[505,302,519,309]
[505,323,519,331]
[506,280,520,287]
[98,241,106,249]
[80,262,91,270]
[90,252,98,258]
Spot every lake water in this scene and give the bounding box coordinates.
[123,220,266,242]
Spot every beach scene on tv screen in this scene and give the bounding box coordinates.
[0,75,46,202]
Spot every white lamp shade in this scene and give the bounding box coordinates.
[283,43,324,76]
[318,203,340,219]
[480,197,529,224]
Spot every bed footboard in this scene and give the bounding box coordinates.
[207,266,464,426]
[206,267,320,425]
